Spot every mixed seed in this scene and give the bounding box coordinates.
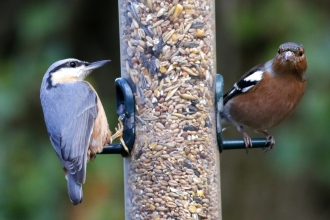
[119,0,220,219]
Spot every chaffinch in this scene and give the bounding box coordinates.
[221,42,307,151]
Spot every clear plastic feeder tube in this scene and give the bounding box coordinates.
[118,0,220,219]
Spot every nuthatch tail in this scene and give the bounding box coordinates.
[40,58,126,205]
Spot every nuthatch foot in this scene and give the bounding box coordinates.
[40,58,127,205]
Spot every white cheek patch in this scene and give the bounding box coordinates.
[51,67,85,85]
[67,66,85,77]
[244,70,263,82]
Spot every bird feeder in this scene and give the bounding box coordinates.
[119,0,221,219]
[101,0,270,219]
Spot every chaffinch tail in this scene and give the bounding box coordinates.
[221,42,307,151]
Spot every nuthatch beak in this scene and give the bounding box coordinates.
[85,60,110,69]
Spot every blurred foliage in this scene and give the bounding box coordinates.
[217,0,330,219]
[0,1,123,219]
[0,0,330,219]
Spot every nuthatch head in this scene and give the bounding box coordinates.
[40,58,112,205]
[45,58,110,86]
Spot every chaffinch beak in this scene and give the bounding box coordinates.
[285,51,294,61]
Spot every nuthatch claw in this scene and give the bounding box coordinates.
[111,117,129,154]
[40,58,113,205]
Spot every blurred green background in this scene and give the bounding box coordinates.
[0,0,329,219]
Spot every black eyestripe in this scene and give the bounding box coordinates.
[46,60,88,89]
[48,60,87,74]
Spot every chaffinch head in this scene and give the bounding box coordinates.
[221,42,307,151]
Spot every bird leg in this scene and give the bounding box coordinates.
[110,118,123,140]
[238,126,252,152]
[111,116,130,154]
[88,148,97,162]
[258,130,275,151]
[242,132,253,153]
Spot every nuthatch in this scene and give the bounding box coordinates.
[40,58,127,205]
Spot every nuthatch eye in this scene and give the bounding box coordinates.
[40,58,126,205]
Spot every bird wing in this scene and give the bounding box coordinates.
[41,82,97,184]
[223,64,264,105]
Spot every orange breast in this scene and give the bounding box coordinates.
[86,82,111,159]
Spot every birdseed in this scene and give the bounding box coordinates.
[119,0,220,219]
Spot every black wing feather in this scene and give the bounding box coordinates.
[223,64,264,105]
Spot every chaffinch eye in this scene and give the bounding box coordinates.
[69,62,77,67]
[277,48,281,54]
[299,51,303,56]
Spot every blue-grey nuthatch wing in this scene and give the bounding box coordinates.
[40,58,126,205]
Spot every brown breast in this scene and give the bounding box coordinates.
[227,72,306,130]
